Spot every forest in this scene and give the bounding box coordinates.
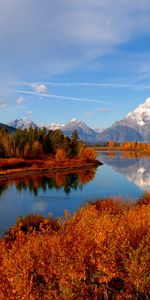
[0,127,81,159]
[97,140,150,152]
[0,127,98,175]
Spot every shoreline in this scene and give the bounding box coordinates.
[95,147,150,157]
[0,159,102,181]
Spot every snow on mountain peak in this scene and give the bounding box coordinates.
[145,97,150,106]
[125,97,150,127]
[112,97,150,140]
[70,118,79,123]
[8,118,37,129]
[47,123,65,130]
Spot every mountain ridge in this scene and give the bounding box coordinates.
[5,97,150,142]
[0,123,16,134]
[113,97,150,141]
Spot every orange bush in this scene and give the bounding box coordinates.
[55,148,66,162]
[0,195,150,299]
[78,146,97,161]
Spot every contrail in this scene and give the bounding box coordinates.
[13,81,150,89]
[14,90,110,104]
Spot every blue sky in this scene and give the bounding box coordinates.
[1,0,150,129]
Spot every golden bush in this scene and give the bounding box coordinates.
[0,195,150,299]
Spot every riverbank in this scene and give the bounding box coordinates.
[0,157,102,180]
[95,147,150,157]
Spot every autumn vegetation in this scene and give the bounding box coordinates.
[0,194,150,299]
[96,140,150,154]
[0,127,81,158]
[0,127,98,174]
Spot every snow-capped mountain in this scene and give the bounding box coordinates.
[7,118,99,143]
[61,118,98,143]
[7,97,150,143]
[47,123,65,131]
[114,97,150,141]
[98,97,150,142]
[39,118,99,142]
[8,119,37,130]
[95,128,104,134]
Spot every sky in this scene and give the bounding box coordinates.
[1,0,150,129]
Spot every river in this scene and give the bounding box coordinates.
[0,151,150,235]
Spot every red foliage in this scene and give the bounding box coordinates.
[0,195,150,299]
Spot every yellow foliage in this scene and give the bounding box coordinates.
[0,195,150,299]
[78,146,97,161]
[55,148,66,162]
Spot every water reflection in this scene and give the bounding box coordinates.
[0,168,96,197]
[99,152,150,191]
[0,181,9,196]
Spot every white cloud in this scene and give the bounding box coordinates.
[0,0,150,78]
[26,110,33,115]
[17,96,24,104]
[98,108,112,113]
[33,84,48,94]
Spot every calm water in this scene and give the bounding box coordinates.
[0,151,150,235]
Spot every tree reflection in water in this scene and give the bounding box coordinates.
[0,168,96,196]
[0,181,9,196]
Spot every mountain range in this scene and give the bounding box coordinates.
[3,97,150,143]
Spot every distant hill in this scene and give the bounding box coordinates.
[0,123,16,134]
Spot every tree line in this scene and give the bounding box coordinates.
[0,127,80,159]
[97,140,150,151]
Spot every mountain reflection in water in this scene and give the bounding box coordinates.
[99,151,150,191]
[0,168,96,197]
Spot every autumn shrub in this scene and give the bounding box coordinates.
[0,195,150,299]
[78,145,97,161]
[5,214,60,245]
[136,191,150,207]
[55,148,67,162]
[32,140,44,159]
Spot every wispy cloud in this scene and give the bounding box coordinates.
[98,108,113,113]
[85,111,93,117]
[26,110,33,115]
[17,96,24,105]
[0,1,150,79]
[14,90,109,104]
[14,81,150,90]
[0,99,7,108]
